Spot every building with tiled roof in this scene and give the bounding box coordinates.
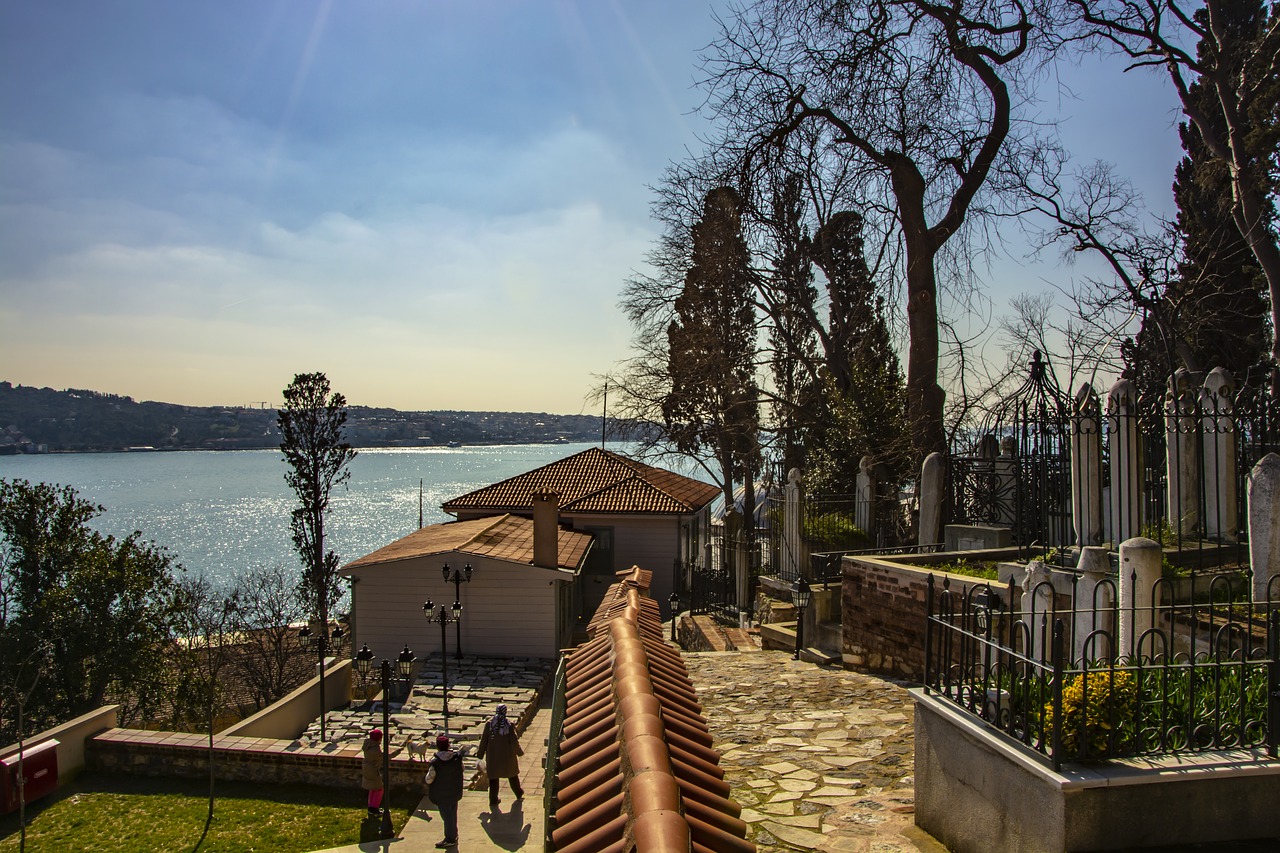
[441,447,721,627]
[339,511,592,662]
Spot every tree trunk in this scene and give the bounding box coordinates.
[894,164,948,465]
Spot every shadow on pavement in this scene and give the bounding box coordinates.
[477,799,531,851]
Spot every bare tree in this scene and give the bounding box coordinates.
[230,564,309,712]
[702,0,1053,463]
[169,576,239,852]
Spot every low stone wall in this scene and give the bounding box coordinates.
[222,658,352,739]
[913,689,1280,852]
[675,614,733,652]
[87,728,422,791]
[843,555,1010,680]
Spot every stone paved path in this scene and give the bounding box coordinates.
[682,649,946,853]
[299,654,552,754]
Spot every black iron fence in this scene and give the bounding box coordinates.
[924,573,1280,770]
[764,491,915,583]
[948,357,1280,570]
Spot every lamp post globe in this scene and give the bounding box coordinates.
[356,644,375,702]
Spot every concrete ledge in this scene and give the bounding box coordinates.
[912,689,1280,852]
[1,705,119,784]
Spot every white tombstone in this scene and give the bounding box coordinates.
[1074,545,1114,663]
[1201,367,1238,542]
[1107,378,1143,545]
[1071,383,1104,546]
[856,455,874,536]
[1165,368,1201,537]
[1020,560,1056,663]
[783,468,806,579]
[1117,537,1162,661]
[919,452,945,548]
[1249,453,1280,604]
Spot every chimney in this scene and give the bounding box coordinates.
[533,491,559,569]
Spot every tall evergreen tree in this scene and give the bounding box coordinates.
[278,373,356,632]
[1169,0,1273,383]
[1124,0,1275,394]
[803,211,908,495]
[664,186,762,525]
[766,174,820,475]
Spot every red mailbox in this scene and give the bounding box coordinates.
[1,739,59,814]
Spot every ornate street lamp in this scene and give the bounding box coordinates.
[441,562,473,658]
[299,622,344,740]
[355,644,375,702]
[423,598,462,733]
[669,591,680,643]
[791,577,812,661]
[396,645,417,700]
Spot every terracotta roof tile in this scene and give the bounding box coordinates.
[340,514,591,572]
[549,567,755,853]
[442,447,721,516]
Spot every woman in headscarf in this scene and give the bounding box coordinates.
[476,703,524,807]
[361,728,384,818]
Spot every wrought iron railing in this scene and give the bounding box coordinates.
[948,357,1280,572]
[923,573,1280,770]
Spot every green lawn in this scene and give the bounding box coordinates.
[0,773,414,853]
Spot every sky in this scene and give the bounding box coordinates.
[0,0,1185,414]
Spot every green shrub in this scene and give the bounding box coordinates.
[804,511,870,551]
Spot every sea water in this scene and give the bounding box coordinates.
[0,443,629,591]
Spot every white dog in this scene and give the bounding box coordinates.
[403,734,430,763]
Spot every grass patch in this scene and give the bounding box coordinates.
[0,773,414,853]
[926,558,999,581]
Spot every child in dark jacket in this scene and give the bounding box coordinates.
[425,734,465,848]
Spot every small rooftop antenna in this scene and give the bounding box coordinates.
[601,380,607,448]
[418,479,424,529]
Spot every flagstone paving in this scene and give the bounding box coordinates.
[297,654,553,770]
[682,649,946,853]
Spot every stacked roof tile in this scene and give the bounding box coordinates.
[549,566,755,853]
[442,447,722,516]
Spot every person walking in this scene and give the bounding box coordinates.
[476,703,524,808]
[425,733,465,848]
[361,728,384,819]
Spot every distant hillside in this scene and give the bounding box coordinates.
[0,381,632,453]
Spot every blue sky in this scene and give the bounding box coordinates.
[0,0,1183,413]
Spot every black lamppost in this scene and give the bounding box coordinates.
[442,562,473,659]
[423,598,462,733]
[355,644,375,703]
[792,577,811,661]
[396,645,417,700]
[299,622,344,741]
[669,591,680,643]
[379,659,394,839]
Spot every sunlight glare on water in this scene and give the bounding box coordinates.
[0,443,677,597]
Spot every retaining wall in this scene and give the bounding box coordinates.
[1,705,119,784]
[913,689,1280,852]
[842,553,1012,680]
[87,728,422,791]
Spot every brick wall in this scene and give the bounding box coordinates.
[87,729,423,791]
[842,557,1009,681]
